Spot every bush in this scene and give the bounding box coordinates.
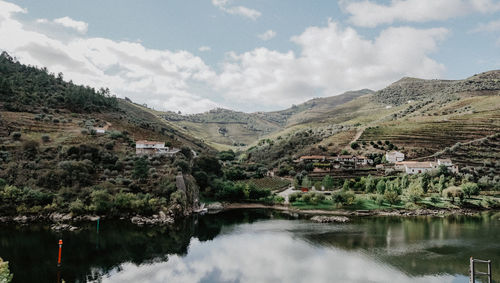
[0,178,6,189]
[41,135,50,143]
[442,187,464,203]
[247,183,271,200]
[430,194,440,205]
[350,142,359,149]
[0,257,13,283]
[383,190,399,206]
[288,192,301,203]
[69,199,86,215]
[11,132,21,140]
[90,189,112,214]
[461,182,480,198]
[332,191,355,207]
[404,180,424,203]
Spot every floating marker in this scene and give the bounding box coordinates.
[97,217,100,234]
[57,239,63,267]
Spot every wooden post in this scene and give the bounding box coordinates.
[487,260,492,283]
[470,257,475,283]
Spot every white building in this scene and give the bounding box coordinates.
[94,127,106,134]
[136,140,180,156]
[437,158,459,174]
[395,159,458,175]
[386,151,405,163]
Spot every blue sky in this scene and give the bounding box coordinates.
[1,0,499,113]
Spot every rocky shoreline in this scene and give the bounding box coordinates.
[0,211,176,230]
[217,202,492,217]
[0,204,494,231]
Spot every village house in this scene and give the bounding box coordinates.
[94,127,106,134]
[135,140,180,156]
[395,159,458,175]
[437,158,459,174]
[386,151,405,163]
[296,154,373,168]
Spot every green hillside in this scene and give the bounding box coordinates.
[160,89,370,150]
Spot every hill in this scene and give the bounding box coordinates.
[243,71,500,169]
[161,89,370,150]
[0,52,211,219]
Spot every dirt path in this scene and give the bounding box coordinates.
[349,126,366,145]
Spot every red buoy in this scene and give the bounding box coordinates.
[57,239,63,267]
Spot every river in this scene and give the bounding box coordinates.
[0,210,499,283]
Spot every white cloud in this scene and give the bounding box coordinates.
[342,0,500,27]
[198,46,211,52]
[214,21,448,110]
[258,30,276,41]
[471,19,500,33]
[0,0,451,113]
[211,0,261,20]
[53,16,88,34]
[0,0,219,114]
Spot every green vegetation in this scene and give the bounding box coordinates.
[0,52,117,112]
[0,258,13,283]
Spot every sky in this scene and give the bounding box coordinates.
[0,0,499,114]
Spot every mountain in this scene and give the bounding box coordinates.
[161,89,371,150]
[243,71,500,168]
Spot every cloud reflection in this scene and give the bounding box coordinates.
[100,221,459,283]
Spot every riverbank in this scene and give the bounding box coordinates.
[219,202,494,217]
[0,203,496,229]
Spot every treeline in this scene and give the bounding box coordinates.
[0,51,117,112]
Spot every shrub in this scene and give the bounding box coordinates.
[0,178,6,189]
[430,194,440,204]
[405,180,424,203]
[90,189,112,214]
[332,191,355,207]
[0,257,13,283]
[288,192,301,203]
[11,132,21,140]
[69,199,86,215]
[442,187,464,203]
[350,142,359,149]
[461,182,480,198]
[41,135,51,143]
[383,190,399,206]
[375,195,384,206]
[247,183,271,200]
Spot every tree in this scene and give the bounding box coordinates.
[322,175,334,190]
[301,176,311,188]
[421,173,430,193]
[437,174,446,193]
[133,158,149,180]
[365,175,375,192]
[405,180,424,203]
[350,142,359,150]
[376,180,386,194]
[314,181,322,191]
[461,182,479,198]
[342,179,350,191]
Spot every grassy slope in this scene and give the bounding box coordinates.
[244,70,500,164]
[157,90,369,150]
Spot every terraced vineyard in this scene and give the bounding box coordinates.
[358,101,500,158]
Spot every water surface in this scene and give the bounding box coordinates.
[0,210,499,283]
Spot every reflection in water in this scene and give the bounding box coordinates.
[0,210,499,283]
